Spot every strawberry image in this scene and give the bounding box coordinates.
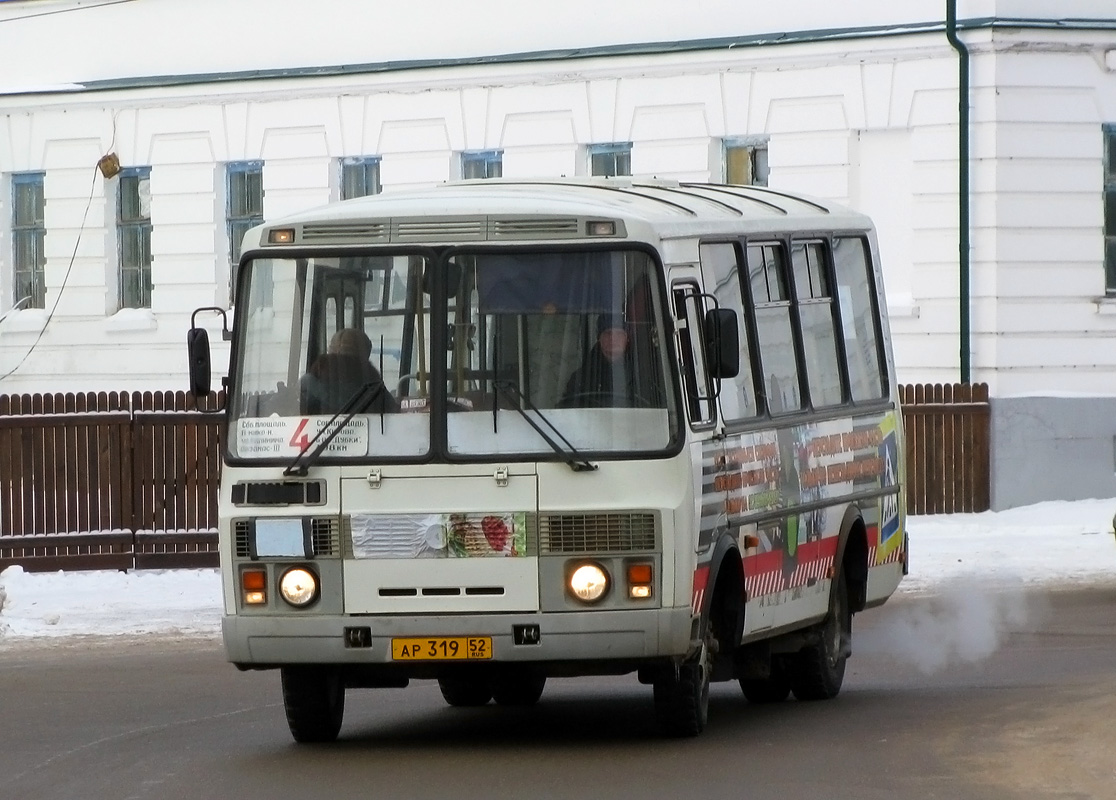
[481,515,510,552]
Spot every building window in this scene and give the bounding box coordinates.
[1105,125,1116,293]
[588,143,632,178]
[227,161,263,299]
[462,150,503,180]
[118,167,152,309]
[12,172,46,309]
[340,156,382,200]
[724,139,769,187]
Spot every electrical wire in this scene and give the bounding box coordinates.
[0,0,136,24]
[0,165,100,383]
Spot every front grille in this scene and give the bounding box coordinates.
[539,512,657,554]
[310,518,341,557]
[233,517,341,558]
[234,520,251,558]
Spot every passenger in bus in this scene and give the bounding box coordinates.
[559,315,648,408]
[301,328,397,414]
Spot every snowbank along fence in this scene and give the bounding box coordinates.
[0,384,989,572]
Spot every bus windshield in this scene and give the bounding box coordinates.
[228,248,680,463]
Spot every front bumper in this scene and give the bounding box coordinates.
[223,606,692,668]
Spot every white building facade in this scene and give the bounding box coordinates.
[2,0,1116,508]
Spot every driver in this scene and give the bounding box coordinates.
[559,315,642,408]
[302,328,397,414]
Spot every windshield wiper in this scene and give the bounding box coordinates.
[494,380,597,473]
[283,381,387,477]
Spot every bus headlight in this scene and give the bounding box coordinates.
[568,563,610,604]
[278,567,319,608]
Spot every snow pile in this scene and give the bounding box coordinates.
[0,567,222,640]
[899,497,1116,593]
[0,498,1113,643]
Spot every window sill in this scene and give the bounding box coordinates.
[1095,297,1116,316]
[0,308,48,335]
[105,308,158,333]
[886,297,920,319]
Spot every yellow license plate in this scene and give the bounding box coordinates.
[391,637,492,661]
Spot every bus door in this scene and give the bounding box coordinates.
[670,272,725,560]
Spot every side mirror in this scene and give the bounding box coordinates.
[187,326,212,396]
[704,308,740,380]
[187,306,231,398]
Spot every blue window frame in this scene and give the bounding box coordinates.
[461,150,503,180]
[340,156,382,200]
[1104,125,1116,294]
[588,143,632,178]
[118,166,152,309]
[227,161,263,266]
[12,172,46,309]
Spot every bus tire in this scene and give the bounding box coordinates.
[653,637,711,737]
[438,675,493,707]
[280,665,345,743]
[492,672,546,706]
[739,660,791,704]
[788,570,851,701]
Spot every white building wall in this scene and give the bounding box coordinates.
[0,23,1115,408]
[984,39,1116,396]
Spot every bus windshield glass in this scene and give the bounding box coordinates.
[228,248,679,463]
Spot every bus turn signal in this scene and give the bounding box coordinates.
[242,569,267,605]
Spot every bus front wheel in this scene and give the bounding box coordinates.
[653,636,712,737]
[280,666,345,743]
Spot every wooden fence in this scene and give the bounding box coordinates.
[899,383,991,515]
[1,384,990,572]
[0,390,224,572]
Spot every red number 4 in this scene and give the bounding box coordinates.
[289,418,310,452]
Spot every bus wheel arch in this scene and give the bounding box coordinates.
[703,536,746,657]
[654,537,742,737]
[836,508,870,614]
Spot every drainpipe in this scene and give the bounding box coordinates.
[946,0,971,383]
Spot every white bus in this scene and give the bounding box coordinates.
[187,178,907,741]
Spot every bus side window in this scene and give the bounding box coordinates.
[832,237,886,401]
[698,242,758,421]
[672,282,716,427]
[790,239,844,408]
[746,242,803,414]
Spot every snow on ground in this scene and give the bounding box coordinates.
[0,498,1114,647]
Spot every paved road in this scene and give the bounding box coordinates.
[1,587,1113,800]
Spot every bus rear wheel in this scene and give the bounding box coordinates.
[280,665,345,743]
[787,571,851,701]
[438,675,493,707]
[492,671,546,706]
